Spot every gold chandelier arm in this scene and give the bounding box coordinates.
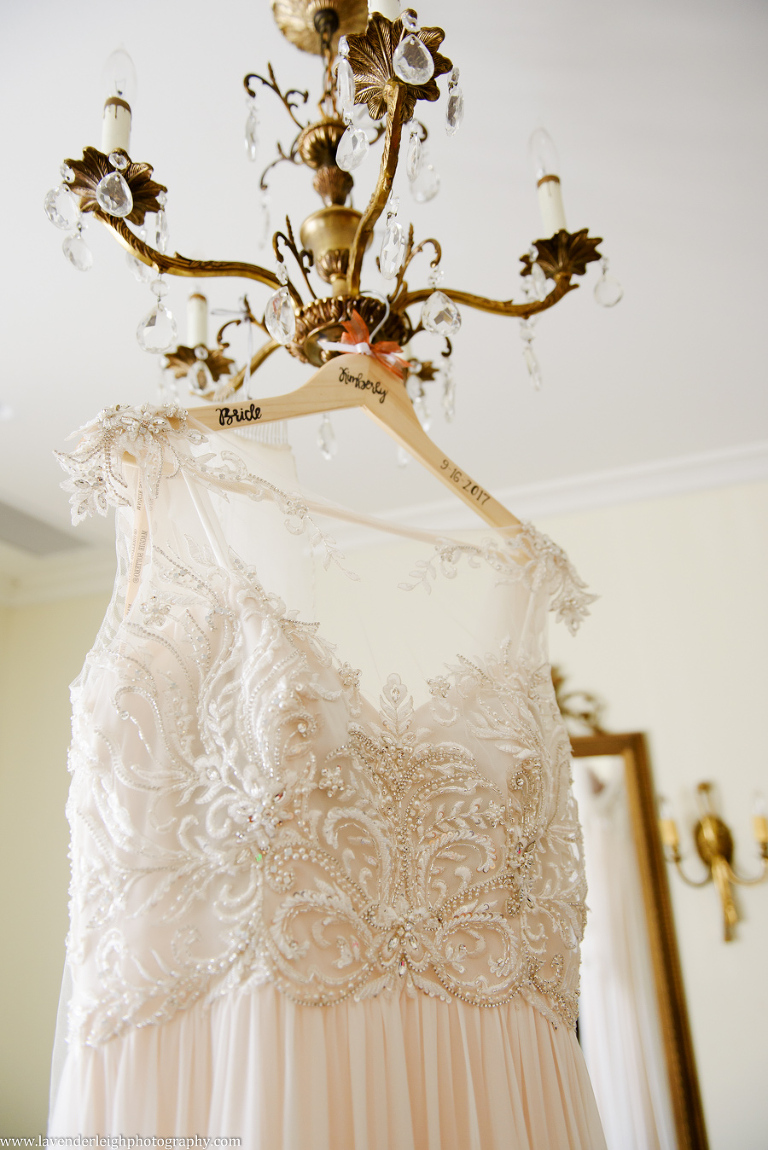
[98,214,282,291]
[347,81,407,295]
[670,854,712,888]
[397,275,578,320]
[722,853,768,887]
[213,339,282,399]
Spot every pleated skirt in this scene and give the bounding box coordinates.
[50,987,606,1149]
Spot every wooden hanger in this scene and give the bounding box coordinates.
[191,352,520,529]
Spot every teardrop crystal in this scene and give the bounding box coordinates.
[336,125,369,172]
[136,304,177,353]
[245,107,259,162]
[62,232,93,272]
[410,162,440,203]
[446,89,464,136]
[155,210,169,254]
[379,218,406,279]
[393,35,434,85]
[594,274,623,307]
[336,57,355,119]
[189,359,213,394]
[317,414,337,461]
[95,171,133,218]
[421,290,461,336]
[264,287,296,345]
[44,186,78,230]
[406,125,422,181]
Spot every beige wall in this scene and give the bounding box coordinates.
[1,480,767,1144]
[540,481,768,1150]
[0,593,110,1134]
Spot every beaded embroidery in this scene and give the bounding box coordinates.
[57,404,593,1045]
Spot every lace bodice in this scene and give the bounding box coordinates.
[57,404,595,1046]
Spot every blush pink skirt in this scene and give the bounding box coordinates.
[50,987,606,1149]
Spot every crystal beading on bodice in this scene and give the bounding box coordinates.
[56,404,595,1046]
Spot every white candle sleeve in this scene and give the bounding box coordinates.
[187,293,208,348]
[101,98,132,154]
[368,0,400,19]
[536,176,567,236]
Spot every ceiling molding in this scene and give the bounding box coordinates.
[365,439,768,537]
[2,440,766,605]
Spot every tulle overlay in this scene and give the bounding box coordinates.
[50,985,605,1149]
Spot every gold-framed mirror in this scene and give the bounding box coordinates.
[570,731,709,1150]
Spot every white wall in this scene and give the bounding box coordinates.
[1,480,766,1144]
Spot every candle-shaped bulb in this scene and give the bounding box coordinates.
[528,128,560,181]
[102,47,137,103]
[187,293,209,349]
[752,791,768,846]
[658,797,680,850]
[528,128,566,236]
[101,48,136,155]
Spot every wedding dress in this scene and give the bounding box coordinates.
[50,403,606,1149]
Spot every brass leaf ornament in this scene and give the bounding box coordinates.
[65,147,168,227]
[521,228,603,281]
[163,346,235,383]
[346,11,452,122]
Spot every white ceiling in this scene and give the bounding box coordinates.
[2,0,767,561]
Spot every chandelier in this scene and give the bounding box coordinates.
[43,0,621,436]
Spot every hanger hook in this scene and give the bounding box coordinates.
[359,291,390,342]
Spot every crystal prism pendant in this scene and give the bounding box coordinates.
[336,57,355,119]
[264,287,296,344]
[127,250,157,284]
[44,185,78,230]
[406,123,422,181]
[336,125,369,172]
[393,35,434,85]
[531,261,548,300]
[594,274,624,307]
[317,414,337,461]
[442,367,456,422]
[379,217,406,279]
[136,304,177,353]
[245,106,259,162]
[95,171,133,218]
[523,345,542,389]
[410,161,440,203]
[446,90,464,136]
[421,291,461,336]
[413,392,431,431]
[396,445,410,468]
[62,231,93,272]
[155,209,169,254]
[257,195,271,249]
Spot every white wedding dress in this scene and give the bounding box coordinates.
[50,404,606,1149]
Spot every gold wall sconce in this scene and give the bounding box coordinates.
[659,783,768,941]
